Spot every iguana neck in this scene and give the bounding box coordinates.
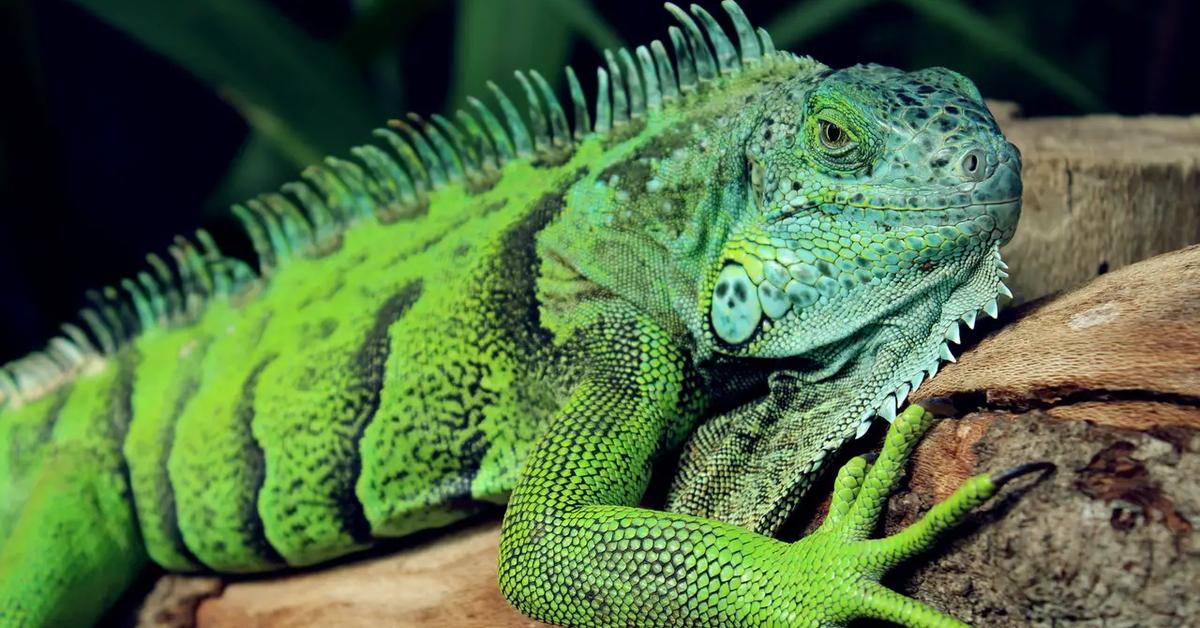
[747,239,1006,441]
[536,56,824,342]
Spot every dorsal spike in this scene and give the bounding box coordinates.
[389,119,448,187]
[0,366,16,398]
[668,26,698,90]
[410,113,465,182]
[514,71,551,152]
[231,203,276,274]
[372,130,434,201]
[323,156,378,220]
[284,178,348,253]
[530,70,571,146]
[145,252,183,321]
[691,4,738,73]
[651,40,679,100]
[194,229,232,298]
[429,113,479,176]
[120,277,155,332]
[466,97,515,163]
[373,127,433,195]
[664,3,716,81]
[38,351,68,379]
[135,271,169,325]
[48,337,86,370]
[297,165,354,229]
[618,48,645,117]
[6,362,31,397]
[105,284,139,341]
[86,288,126,345]
[281,181,338,246]
[636,46,662,111]
[60,322,99,357]
[173,236,213,300]
[225,257,257,290]
[261,193,314,254]
[603,50,630,124]
[486,81,534,157]
[757,26,775,56]
[10,356,44,393]
[594,67,613,134]
[167,245,204,319]
[109,284,140,340]
[80,308,116,354]
[564,66,592,140]
[348,145,418,216]
[245,199,292,261]
[721,1,760,62]
[29,353,63,384]
[456,108,501,172]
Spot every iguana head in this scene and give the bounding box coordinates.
[703,62,1020,430]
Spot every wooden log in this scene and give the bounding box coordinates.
[995,109,1200,304]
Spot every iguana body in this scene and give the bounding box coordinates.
[0,3,1026,626]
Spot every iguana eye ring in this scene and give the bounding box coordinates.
[818,119,853,151]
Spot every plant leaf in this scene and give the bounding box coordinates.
[897,0,1103,111]
[767,0,881,48]
[450,0,572,111]
[69,0,381,166]
[543,0,623,52]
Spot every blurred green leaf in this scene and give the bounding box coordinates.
[767,0,881,48]
[69,0,381,166]
[898,0,1103,111]
[543,0,623,52]
[450,0,573,111]
[205,132,295,216]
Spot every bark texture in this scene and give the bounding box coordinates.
[994,108,1200,304]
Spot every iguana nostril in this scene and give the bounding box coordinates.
[959,148,987,181]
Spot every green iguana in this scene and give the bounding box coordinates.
[0,2,1034,626]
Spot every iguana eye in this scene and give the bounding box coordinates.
[818,119,852,151]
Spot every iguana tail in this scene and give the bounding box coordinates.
[0,349,147,626]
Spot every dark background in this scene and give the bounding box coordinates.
[0,0,1195,361]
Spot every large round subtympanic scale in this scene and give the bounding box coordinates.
[710,264,762,344]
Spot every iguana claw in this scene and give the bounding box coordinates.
[991,461,1056,487]
[785,405,1043,627]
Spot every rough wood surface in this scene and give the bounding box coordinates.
[995,110,1200,304]
[144,523,537,628]
[132,116,1200,626]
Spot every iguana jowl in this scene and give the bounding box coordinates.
[0,2,1029,625]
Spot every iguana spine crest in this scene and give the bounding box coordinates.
[0,1,787,410]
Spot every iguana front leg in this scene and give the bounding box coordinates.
[498,313,1042,627]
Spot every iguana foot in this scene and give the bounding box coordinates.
[788,404,1052,627]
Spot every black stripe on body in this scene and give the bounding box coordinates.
[233,354,287,566]
[440,168,589,496]
[340,280,424,544]
[152,338,213,568]
[108,351,140,505]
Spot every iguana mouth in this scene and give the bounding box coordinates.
[770,197,1021,226]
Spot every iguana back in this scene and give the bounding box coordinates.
[0,0,796,609]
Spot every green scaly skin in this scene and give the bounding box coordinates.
[0,3,1031,626]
